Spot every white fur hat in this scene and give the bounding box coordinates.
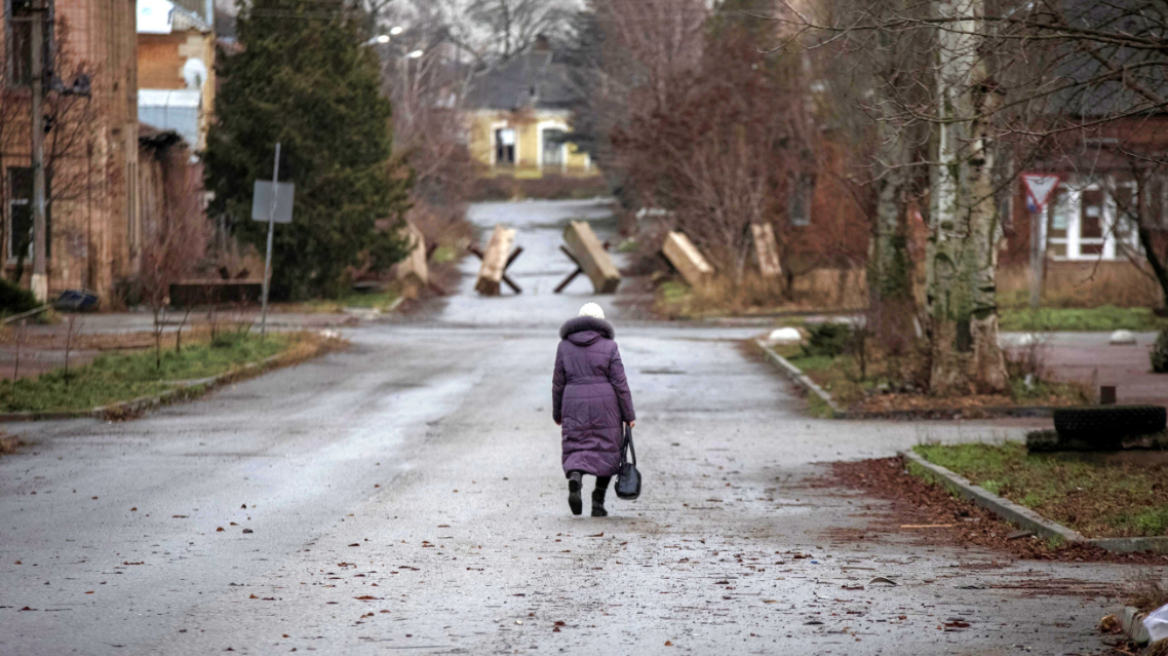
[578,303,606,320]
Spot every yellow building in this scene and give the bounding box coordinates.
[464,47,596,178]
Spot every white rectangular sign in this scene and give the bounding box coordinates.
[251,180,295,224]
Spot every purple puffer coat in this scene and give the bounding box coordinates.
[552,316,636,477]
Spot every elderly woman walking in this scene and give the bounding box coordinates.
[552,303,636,517]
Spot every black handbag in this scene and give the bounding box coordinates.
[615,424,642,500]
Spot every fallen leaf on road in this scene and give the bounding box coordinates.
[867,577,897,586]
[664,640,673,646]
[216,527,224,532]
[355,596,380,600]
[944,620,971,629]
[249,594,259,599]
[763,600,778,604]
[130,508,137,512]
[348,543,359,547]
[85,591,94,595]
[172,515,188,519]
[242,529,253,534]
[588,533,604,538]
[19,606,35,611]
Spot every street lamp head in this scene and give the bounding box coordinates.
[390,26,404,36]
[407,49,424,59]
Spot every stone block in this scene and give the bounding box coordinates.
[563,220,620,294]
[751,223,781,278]
[474,224,515,296]
[663,231,714,289]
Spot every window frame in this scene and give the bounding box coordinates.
[5,0,54,89]
[1043,175,1141,261]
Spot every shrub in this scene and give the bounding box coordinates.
[0,278,40,316]
[1152,327,1168,373]
[803,322,853,358]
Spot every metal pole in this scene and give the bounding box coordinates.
[1029,202,1046,310]
[30,1,48,303]
[260,143,281,337]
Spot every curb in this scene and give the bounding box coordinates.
[754,340,845,417]
[0,345,318,424]
[901,449,1168,554]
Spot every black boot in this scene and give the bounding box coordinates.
[567,471,583,516]
[591,487,608,518]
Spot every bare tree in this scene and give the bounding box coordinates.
[139,144,211,370]
[782,0,1168,391]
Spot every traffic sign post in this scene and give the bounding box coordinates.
[1021,172,1060,310]
[252,143,295,337]
[1022,173,1061,213]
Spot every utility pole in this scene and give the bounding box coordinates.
[29,0,48,302]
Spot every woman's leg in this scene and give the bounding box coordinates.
[567,471,583,516]
[591,476,611,517]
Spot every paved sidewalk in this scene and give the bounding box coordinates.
[1002,331,1167,406]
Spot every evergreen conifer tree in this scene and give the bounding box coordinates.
[205,0,410,300]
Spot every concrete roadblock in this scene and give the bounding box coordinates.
[475,224,516,296]
[563,220,620,294]
[663,231,714,288]
[751,223,781,278]
[396,221,429,298]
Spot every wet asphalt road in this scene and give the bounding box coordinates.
[0,199,1146,655]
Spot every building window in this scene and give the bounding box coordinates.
[1044,176,1140,261]
[494,128,515,166]
[789,176,813,227]
[542,128,565,167]
[5,0,54,88]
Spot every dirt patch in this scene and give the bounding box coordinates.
[0,434,20,456]
[819,456,1168,564]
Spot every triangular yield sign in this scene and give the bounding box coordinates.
[1022,173,1061,211]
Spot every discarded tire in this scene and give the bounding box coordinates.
[1053,405,1166,443]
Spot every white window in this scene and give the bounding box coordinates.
[494,128,515,165]
[1043,175,1141,261]
[542,128,566,167]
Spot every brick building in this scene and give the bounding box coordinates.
[0,0,139,303]
[137,0,214,150]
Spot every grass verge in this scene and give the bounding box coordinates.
[913,441,1168,539]
[0,331,334,414]
[1000,305,1166,332]
[776,344,1087,413]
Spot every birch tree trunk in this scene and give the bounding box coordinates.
[927,0,1008,394]
[870,110,912,307]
